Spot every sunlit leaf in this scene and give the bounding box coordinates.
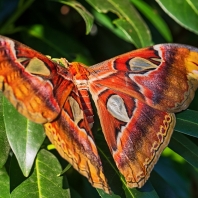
[186,0,198,15]
[10,149,69,198]
[3,97,45,177]
[130,0,172,42]
[0,167,10,198]
[0,94,10,168]
[86,0,152,47]
[93,11,131,43]
[156,0,198,34]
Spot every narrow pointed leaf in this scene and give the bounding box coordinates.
[3,97,45,176]
[154,157,191,197]
[150,171,177,198]
[130,0,172,42]
[93,11,131,43]
[0,167,10,198]
[186,0,198,14]
[124,182,159,198]
[169,132,198,168]
[86,0,152,47]
[175,109,198,138]
[156,0,198,34]
[0,95,10,168]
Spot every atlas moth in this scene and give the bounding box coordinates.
[0,35,198,193]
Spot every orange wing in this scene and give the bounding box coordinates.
[0,36,110,193]
[88,44,198,188]
[44,86,110,192]
[0,35,71,123]
[1,35,198,193]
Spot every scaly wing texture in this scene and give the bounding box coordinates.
[88,44,198,188]
[44,86,110,192]
[89,44,198,112]
[0,35,73,123]
[1,35,198,193]
[0,36,110,193]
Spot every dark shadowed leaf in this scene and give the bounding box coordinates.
[55,0,94,34]
[154,155,191,198]
[150,171,177,198]
[169,132,198,168]
[175,109,198,138]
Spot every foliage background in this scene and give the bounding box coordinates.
[0,0,198,198]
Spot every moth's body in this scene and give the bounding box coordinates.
[58,61,95,127]
[0,35,198,193]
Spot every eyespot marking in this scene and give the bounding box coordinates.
[128,57,158,71]
[25,57,51,76]
[68,96,84,124]
[107,95,130,122]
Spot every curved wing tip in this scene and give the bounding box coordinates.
[153,43,198,52]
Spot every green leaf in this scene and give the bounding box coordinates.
[10,149,69,198]
[150,171,177,198]
[26,24,94,64]
[130,0,172,42]
[97,189,121,198]
[124,182,159,198]
[86,0,152,47]
[154,156,191,197]
[156,0,198,34]
[9,154,27,192]
[0,94,10,168]
[3,97,45,177]
[169,132,198,168]
[54,0,94,34]
[186,0,198,15]
[175,109,198,138]
[0,167,10,198]
[93,11,132,43]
